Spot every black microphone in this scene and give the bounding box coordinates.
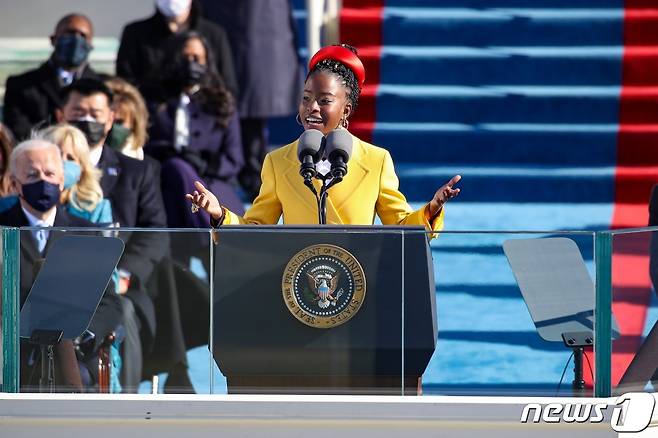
[297,129,324,181]
[324,129,353,180]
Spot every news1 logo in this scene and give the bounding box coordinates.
[520,393,657,433]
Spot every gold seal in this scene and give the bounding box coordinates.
[281,244,366,329]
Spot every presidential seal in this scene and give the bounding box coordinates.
[282,244,366,328]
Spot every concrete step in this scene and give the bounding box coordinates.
[342,7,626,47]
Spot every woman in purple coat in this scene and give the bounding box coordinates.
[146,31,245,231]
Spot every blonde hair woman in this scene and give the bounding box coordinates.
[37,124,113,224]
[0,123,18,213]
[0,123,15,196]
[105,77,149,160]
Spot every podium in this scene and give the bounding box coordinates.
[212,226,437,395]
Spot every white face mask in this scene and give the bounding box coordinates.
[156,0,192,18]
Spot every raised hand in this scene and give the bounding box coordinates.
[185,181,224,220]
[428,175,461,218]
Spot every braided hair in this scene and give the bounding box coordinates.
[307,44,361,113]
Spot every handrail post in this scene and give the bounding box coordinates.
[594,231,612,397]
[2,227,20,393]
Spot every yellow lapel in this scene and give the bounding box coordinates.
[325,135,369,219]
[281,141,321,216]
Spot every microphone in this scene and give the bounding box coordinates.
[297,129,324,181]
[324,129,353,180]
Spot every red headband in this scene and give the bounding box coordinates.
[308,45,366,87]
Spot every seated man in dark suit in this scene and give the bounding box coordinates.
[56,78,169,390]
[0,139,122,390]
[3,14,99,140]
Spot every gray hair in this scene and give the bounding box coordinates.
[9,139,62,177]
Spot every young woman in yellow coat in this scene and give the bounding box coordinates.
[187,44,461,229]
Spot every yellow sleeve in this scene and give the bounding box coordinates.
[223,153,283,225]
[375,150,444,234]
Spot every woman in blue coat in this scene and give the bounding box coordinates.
[146,31,245,231]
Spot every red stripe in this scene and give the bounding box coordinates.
[596,0,658,388]
[340,1,384,143]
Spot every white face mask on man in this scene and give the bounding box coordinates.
[156,0,192,18]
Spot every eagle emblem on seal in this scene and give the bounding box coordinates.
[307,270,341,309]
[282,244,366,328]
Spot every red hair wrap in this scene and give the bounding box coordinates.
[308,45,366,87]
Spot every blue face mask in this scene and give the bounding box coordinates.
[63,160,81,189]
[21,179,61,212]
[54,34,92,68]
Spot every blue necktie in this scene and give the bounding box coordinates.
[34,228,47,254]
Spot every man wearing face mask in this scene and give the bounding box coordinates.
[116,0,237,106]
[3,14,99,141]
[56,79,168,370]
[0,139,122,391]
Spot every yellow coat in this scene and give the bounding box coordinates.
[223,134,444,231]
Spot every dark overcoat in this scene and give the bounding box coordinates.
[97,145,169,350]
[200,0,303,118]
[146,99,245,215]
[116,1,238,102]
[3,61,98,140]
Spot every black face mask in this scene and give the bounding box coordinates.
[54,34,92,68]
[21,179,61,212]
[69,120,107,146]
[180,59,207,87]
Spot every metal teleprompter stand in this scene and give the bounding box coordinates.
[561,330,593,396]
[28,329,63,393]
[504,238,619,396]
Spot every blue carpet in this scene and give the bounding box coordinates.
[379,46,623,86]
[376,123,618,165]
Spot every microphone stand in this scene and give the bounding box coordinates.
[302,177,321,224]
[318,176,343,225]
[302,174,343,225]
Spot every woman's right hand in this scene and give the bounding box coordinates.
[185,181,224,221]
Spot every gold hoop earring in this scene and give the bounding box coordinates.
[342,118,349,130]
[296,114,303,126]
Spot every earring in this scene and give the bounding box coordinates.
[341,118,349,130]
[296,114,303,126]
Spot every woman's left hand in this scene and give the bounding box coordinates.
[428,175,462,218]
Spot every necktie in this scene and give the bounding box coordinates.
[35,228,47,254]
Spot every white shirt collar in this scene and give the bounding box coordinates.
[121,140,144,161]
[57,68,75,86]
[89,145,103,167]
[22,204,57,227]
